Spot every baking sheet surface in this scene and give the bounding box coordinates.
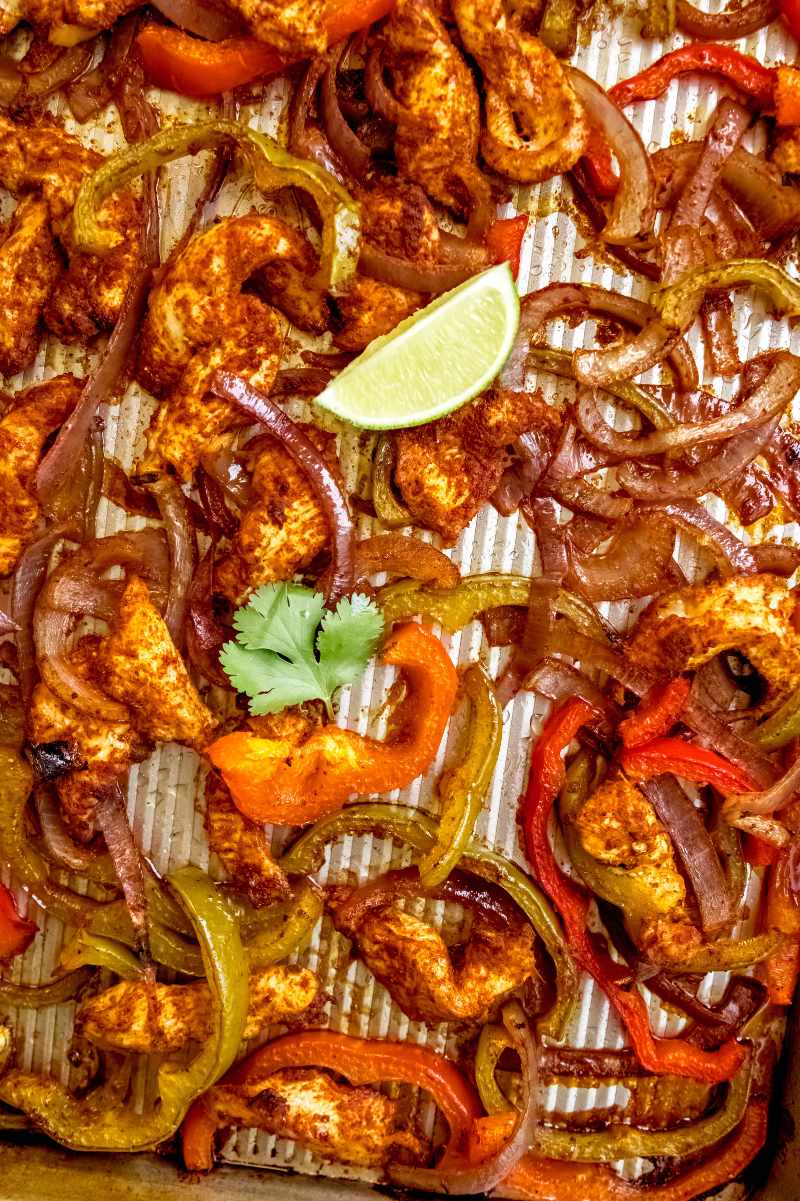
[1,6,799,1192]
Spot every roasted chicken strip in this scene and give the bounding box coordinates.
[29,636,149,843]
[0,114,142,340]
[215,424,340,604]
[452,0,588,182]
[0,375,81,575]
[97,575,217,750]
[204,771,290,905]
[627,574,800,709]
[394,388,561,544]
[76,965,322,1054]
[0,196,61,379]
[335,904,535,1024]
[202,1068,425,1168]
[382,0,489,219]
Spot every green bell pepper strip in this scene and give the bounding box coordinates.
[71,120,360,294]
[280,801,578,1040]
[59,930,145,981]
[418,665,503,888]
[653,260,800,331]
[243,878,323,968]
[752,688,800,751]
[0,968,93,1009]
[475,1022,754,1161]
[0,867,247,1152]
[372,436,413,529]
[377,574,610,641]
[527,347,676,431]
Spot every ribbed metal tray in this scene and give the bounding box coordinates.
[2,6,800,1197]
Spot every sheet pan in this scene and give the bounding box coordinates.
[2,4,800,1196]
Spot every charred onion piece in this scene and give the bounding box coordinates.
[148,475,197,649]
[150,0,245,40]
[211,372,355,604]
[94,783,149,953]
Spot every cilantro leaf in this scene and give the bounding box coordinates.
[318,595,385,693]
[220,582,385,717]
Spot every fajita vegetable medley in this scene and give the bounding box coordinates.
[2,0,800,1195]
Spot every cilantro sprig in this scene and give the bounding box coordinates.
[220,583,384,717]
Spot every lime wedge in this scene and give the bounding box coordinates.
[315,263,520,429]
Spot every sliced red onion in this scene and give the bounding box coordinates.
[17,41,96,104]
[565,518,676,601]
[705,190,766,261]
[549,624,658,696]
[750,542,800,577]
[438,231,492,272]
[150,0,245,40]
[364,45,406,125]
[541,419,619,485]
[617,418,779,501]
[34,787,116,883]
[684,687,778,789]
[568,165,661,281]
[496,576,559,707]
[568,68,655,246]
[669,100,750,235]
[527,657,622,733]
[676,0,777,37]
[335,866,523,932]
[573,319,680,388]
[642,501,759,575]
[700,297,741,379]
[524,498,568,581]
[95,782,149,952]
[391,999,537,1195]
[148,476,197,649]
[732,814,790,846]
[186,549,234,688]
[11,525,76,706]
[551,478,633,520]
[641,775,733,935]
[322,41,372,178]
[0,56,22,107]
[0,610,19,636]
[211,372,355,604]
[724,755,800,820]
[359,242,475,293]
[197,469,239,537]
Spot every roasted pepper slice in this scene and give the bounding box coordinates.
[754,686,800,751]
[654,261,800,331]
[521,698,746,1083]
[609,44,775,109]
[418,664,502,888]
[619,737,757,794]
[279,801,578,1041]
[486,215,529,279]
[137,0,395,97]
[372,436,413,529]
[0,884,36,964]
[182,1028,481,1171]
[0,868,247,1151]
[0,967,92,1009]
[207,624,458,825]
[71,120,360,293]
[378,574,609,640]
[762,844,800,1004]
[619,677,691,748]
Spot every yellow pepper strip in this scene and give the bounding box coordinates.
[280,801,578,1041]
[372,436,413,529]
[244,878,323,968]
[654,260,800,330]
[71,120,360,294]
[0,968,93,1009]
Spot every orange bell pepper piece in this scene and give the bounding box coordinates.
[137,0,396,97]
[775,64,800,125]
[0,883,36,964]
[761,843,800,1004]
[207,623,457,825]
[466,1101,767,1200]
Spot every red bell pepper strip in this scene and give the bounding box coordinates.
[580,125,620,199]
[743,834,779,867]
[620,736,758,794]
[182,1029,482,1171]
[609,45,776,111]
[466,1100,768,1201]
[520,698,746,1083]
[779,0,800,44]
[486,214,529,279]
[137,0,396,97]
[619,677,691,749]
[0,883,36,964]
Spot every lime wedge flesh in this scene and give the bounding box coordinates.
[314,263,520,430]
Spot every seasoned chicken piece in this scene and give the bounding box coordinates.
[226,0,330,55]
[0,196,61,378]
[204,1068,425,1168]
[0,0,25,36]
[360,177,442,263]
[28,636,148,843]
[394,389,561,544]
[0,114,142,340]
[336,904,535,1024]
[76,965,322,1054]
[0,375,81,576]
[627,574,800,709]
[215,425,341,604]
[205,771,289,904]
[773,127,800,174]
[382,0,490,219]
[98,576,218,750]
[452,0,588,183]
[575,774,702,965]
[137,215,318,396]
[12,0,138,33]
[139,310,285,481]
[252,225,329,336]
[332,276,423,352]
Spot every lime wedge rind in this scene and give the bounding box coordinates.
[313,263,520,430]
